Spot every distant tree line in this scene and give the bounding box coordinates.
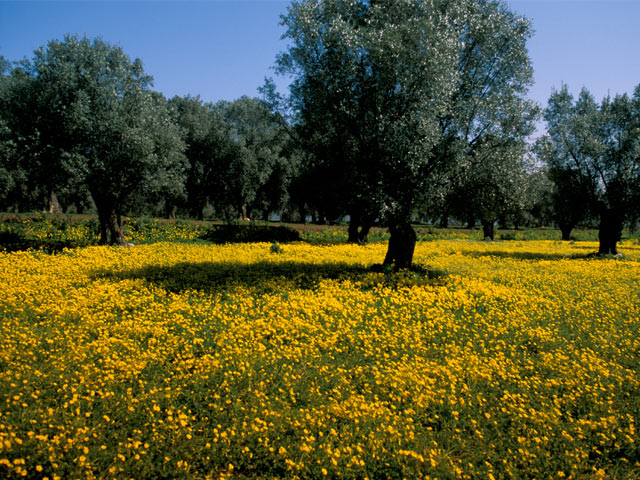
[1,0,639,265]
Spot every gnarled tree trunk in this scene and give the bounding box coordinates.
[48,190,62,214]
[95,195,127,246]
[348,216,359,243]
[383,221,416,270]
[348,212,373,244]
[598,208,623,255]
[165,203,177,219]
[481,218,494,240]
[559,223,574,241]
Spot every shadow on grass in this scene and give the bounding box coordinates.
[0,231,90,253]
[459,249,594,261]
[96,260,449,295]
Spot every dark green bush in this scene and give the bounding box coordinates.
[201,224,302,244]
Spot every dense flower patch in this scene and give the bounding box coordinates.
[0,240,639,479]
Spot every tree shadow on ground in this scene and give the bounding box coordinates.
[459,249,595,261]
[95,261,449,295]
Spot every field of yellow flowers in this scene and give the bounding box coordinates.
[1,237,639,479]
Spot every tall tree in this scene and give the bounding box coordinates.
[438,0,537,237]
[19,35,186,244]
[539,85,640,254]
[218,96,291,220]
[279,0,461,267]
[0,56,18,210]
[446,137,531,239]
[0,57,44,211]
[277,0,535,268]
[169,95,234,220]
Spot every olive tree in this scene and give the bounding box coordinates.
[277,0,535,268]
[19,35,187,244]
[169,95,234,220]
[438,0,537,237]
[539,85,640,254]
[218,96,292,220]
[278,0,462,268]
[446,138,531,239]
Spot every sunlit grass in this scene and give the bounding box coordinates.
[1,239,639,479]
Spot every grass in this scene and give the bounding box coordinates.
[1,212,636,252]
[0,234,639,479]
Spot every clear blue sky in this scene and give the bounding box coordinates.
[1,0,639,112]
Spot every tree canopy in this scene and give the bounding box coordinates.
[5,35,187,244]
[538,84,640,254]
[1,10,637,256]
[277,0,535,267]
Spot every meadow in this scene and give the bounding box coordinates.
[0,221,639,479]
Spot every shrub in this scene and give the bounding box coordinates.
[201,224,301,244]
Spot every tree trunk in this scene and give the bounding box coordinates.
[48,190,62,214]
[440,214,449,229]
[482,219,494,240]
[348,214,372,244]
[598,208,623,255]
[190,203,204,221]
[559,223,573,241]
[96,200,127,246]
[348,213,360,243]
[466,217,475,230]
[97,206,109,244]
[166,204,177,219]
[358,221,372,244]
[383,221,416,270]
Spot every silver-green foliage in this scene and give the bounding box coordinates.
[538,85,640,237]
[277,0,536,225]
[22,35,186,242]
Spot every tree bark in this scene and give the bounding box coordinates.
[383,221,416,270]
[96,198,127,246]
[166,204,177,219]
[482,219,494,240]
[348,216,372,244]
[348,212,360,243]
[358,222,372,244]
[466,217,475,230]
[598,208,623,255]
[48,190,62,214]
[440,214,449,229]
[559,223,573,241]
[348,209,374,244]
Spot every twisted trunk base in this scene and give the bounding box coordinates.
[559,223,574,241]
[383,221,416,270]
[348,213,373,244]
[598,209,623,255]
[482,219,494,240]
[97,202,127,246]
